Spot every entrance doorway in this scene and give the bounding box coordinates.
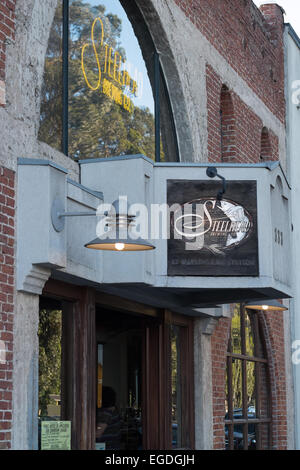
[39,281,195,450]
[96,309,143,450]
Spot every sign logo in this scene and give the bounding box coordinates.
[172,198,253,255]
[81,18,143,113]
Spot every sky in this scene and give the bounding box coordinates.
[253,0,300,37]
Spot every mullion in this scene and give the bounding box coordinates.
[225,418,271,425]
[255,362,262,449]
[154,51,161,163]
[226,352,267,364]
[240,305,249,450]
[227,356,234,450]
[62,0,69,156]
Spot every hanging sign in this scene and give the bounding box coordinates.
[167,180,259,276]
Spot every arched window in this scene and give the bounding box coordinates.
[220,85,236,162]
[260,127,272,161]
[38,0,179,162]
[225,304,271,450]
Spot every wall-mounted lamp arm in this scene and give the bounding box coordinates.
[51,198,98,232]
[58,211,97,218]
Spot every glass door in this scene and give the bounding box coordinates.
[95,308,143,450]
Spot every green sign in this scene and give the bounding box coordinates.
[41,421,71,450]
[95,442,106,450]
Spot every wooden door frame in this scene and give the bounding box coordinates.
[43,280,96,450]
[42,279,195,450]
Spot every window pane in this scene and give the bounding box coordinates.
[245,311,255,357]
[171,325,182,449]
[247,361,256,413]
[233,422,257,450]
[68,0,156,160]
[231,305,242,354]
[225,363,229,417]
[38,309,62,449]
[232,358,243,414]
[38,1,63,151]
[247,424,257,450]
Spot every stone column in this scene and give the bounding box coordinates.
[193,317,218,450]
[12,292,40,450]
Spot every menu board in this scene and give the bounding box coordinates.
[41,421,71,450]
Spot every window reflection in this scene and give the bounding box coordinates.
[38,1,63,152]
[231,305,241,354]
[39,0,179,162]
[68,0,158,160]
[232,358,243,413]
[38,309,63,449]
[225,304,271,450]
[96,310,143,450]
[245,311,255,357]
[247,361,256,411]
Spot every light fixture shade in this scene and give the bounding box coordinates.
[85,236,155,251]
[245,300,288,311]
[85,198,155,252]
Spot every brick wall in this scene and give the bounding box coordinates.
[174,0,285,123]
[0,0,16,449]
[179,2,286,448]
[211,317,231,449]
[211,310,288,450]
[259,310,288,450]
[206,63,279,163]
[0,167,15,450]
[0,0,16,106]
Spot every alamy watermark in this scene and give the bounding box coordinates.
[95,196,252,251]
[0,340,6,365]
[292,80,300,108]
[292,341,300,365]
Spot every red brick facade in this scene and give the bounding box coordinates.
[0,167,15,450]
[174,0,287,450]
[259,310,288,449]
[206,63,279,164]
[174,0,285,123]
[211,317,231,449]
[0,0,16,105]
[211,310,288,450]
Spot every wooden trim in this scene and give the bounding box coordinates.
[225,418,271,425]
[168,311,195,450]
[226,352,268,364]
[43,279,84,301]
[95,291,159,318]
[60,288,96,450]
[159,311,172,449]
[226,305,272,450]
[142,319,160,449]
